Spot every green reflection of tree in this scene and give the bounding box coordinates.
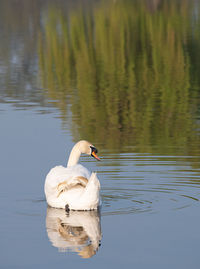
[38,0,200,156]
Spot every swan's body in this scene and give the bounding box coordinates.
[45,140,101,210]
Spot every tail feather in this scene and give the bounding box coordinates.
[70,172,100,210]
[86,172,100,189]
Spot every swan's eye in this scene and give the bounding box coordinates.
[90,146,98,154]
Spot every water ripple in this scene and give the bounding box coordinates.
[99,153,200,216]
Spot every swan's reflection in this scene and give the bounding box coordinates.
[46,207,102,258]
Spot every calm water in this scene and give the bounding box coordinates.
[1,0,200,268]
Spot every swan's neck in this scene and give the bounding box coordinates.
[67,144,82,167]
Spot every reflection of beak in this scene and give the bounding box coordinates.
[91,151,101,161]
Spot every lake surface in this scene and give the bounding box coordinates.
[1,0,200,268]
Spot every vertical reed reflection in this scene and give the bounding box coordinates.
[0,0,200,156]
[38,0,200,156]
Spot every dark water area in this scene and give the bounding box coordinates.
[0,0,200,268]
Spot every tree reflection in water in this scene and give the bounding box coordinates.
[38,0,200,157]
[1,0,200,158]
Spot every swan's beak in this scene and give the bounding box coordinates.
[90,146,101,161]
[91,151,101,161]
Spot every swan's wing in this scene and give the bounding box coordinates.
[45,164,91,198]
[57,176,88,197]
[45,164,90,186]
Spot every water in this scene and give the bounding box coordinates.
[1,0,200,268]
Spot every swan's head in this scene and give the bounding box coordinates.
[78,140,100,161]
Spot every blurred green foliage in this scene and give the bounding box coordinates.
[38,0,200,154]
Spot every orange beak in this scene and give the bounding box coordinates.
[91,151,101,161]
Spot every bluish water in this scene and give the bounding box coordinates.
[1,0,200,268]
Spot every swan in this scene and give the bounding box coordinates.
[44,140,101,211]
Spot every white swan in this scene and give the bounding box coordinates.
[44,140,101,210]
